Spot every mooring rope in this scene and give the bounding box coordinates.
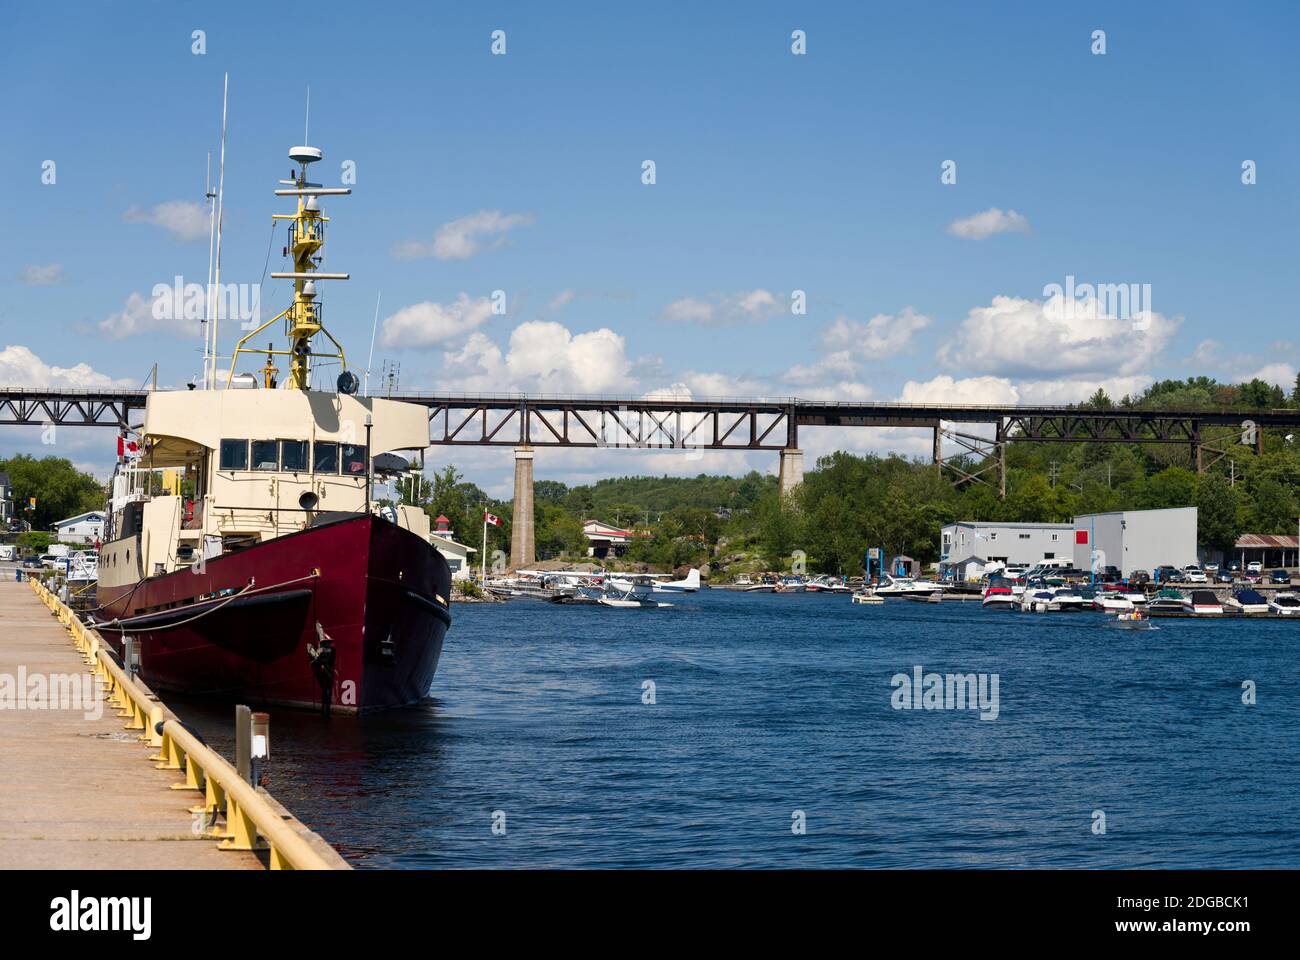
[92,570,320,635]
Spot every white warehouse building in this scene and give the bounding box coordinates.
[940,521,1074,581]
[1071,507,1198,577]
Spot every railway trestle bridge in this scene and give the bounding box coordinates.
[4,387,1298,564]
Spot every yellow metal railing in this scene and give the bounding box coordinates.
[29,577,349,870]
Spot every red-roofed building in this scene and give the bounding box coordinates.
[1233,533,1299,569]
[583,519,634,559]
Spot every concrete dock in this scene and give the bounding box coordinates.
[0,580,263,869]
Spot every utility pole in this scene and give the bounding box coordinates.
[1048,461,1059,488]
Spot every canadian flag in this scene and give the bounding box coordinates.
[484,511,503,527]
[117,434,140,458]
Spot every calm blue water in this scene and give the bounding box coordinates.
[179,591,1300,868]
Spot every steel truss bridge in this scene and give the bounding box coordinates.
[4,387,1298,497]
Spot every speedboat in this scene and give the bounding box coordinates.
[1020,589,1059,612]
[1181,590,1223,615]
[772,576,806,593]
[1223,589,1269,615]
[875,574,947,597]
[1268,592,1300,616]
[851,590,884,605]
[1051,587,1091,611]
[1114,610,1154,630]
[1147,587,1187,612]
[1092,593,1134,613]
[981,585,1017,609]
[805,575,853,594]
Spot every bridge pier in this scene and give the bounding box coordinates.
[510,445,535,568]
[778,447,804,497]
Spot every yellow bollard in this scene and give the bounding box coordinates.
[146,705,164,748]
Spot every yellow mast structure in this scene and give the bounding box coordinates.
[227,143,354,391]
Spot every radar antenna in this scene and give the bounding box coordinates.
[227,114,353,390]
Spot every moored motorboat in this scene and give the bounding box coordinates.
[1147,587,1187,612]
[1181,590,1224,615]
[1268,592,1300,616]
[1051,587,1091,611]
[875,574,946,598]
[1092,593,1134,613]
[981,585,1017,609]
[1223,589,1269,615]
[1020,589,1059,612]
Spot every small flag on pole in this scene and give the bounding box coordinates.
[484,511,503,527]
[117,433,140,458]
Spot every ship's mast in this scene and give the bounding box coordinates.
[227,139,352,391]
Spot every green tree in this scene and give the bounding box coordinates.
[1138,467,1198,510]
[1,455,104,531]
[1196,473,1240,553]
[1247,479,1297,533]
[753,492,802,569]
[535,502,586,557]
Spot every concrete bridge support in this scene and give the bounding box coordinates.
[510,445,535,568]
[778,447,804,498]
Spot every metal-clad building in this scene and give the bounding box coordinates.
[940,521,1074,577]
[1071,507,1197,577]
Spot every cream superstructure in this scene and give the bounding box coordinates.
[100,388,430,591]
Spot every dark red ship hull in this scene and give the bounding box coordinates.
[95,515,451,714]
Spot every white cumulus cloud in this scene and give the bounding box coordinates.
[945,207,1030,240]
[437,321,632,395]
[660,289,781,325]
[822,307,931,358]
[97,291,200,340]
[937,293,1178,378]
[0,344,134,388]
[393,210,533,261]
[380,294,494,349]
[123,201,209,242]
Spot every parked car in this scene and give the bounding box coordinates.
[1098,565,1122,583]
[1215,569,1234,584]
[1268,569,1292,585]
[1226,562,1242,574]
[1244,570,1264,584]
[1184,565,1208,584]
[1247,561,1263,574]
[20,557,43,568]
[1204,563,1219,574]
[1154,565,1182,584]
[1128,569,1151,586]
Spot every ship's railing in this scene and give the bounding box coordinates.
[29,577,349,871]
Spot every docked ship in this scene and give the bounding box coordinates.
[94,138,452,714]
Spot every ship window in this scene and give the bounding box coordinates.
[219,439,248,471]
[313,441,339,474]
[340,443,368,475]
[280,440,309,472]
[251,440,279,471]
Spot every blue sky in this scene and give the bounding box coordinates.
[2,1,1297,492]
